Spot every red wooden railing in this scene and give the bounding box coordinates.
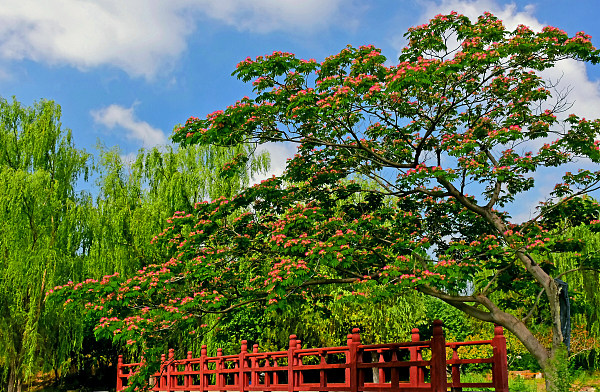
[117,320,509,392]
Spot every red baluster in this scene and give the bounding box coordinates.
[251,344,259,387]
[430,320,447,392]
[117,355,123,391]
[349,328,361,392]
[200,345,207,392]
[273,355,280,386]
[492,325,509,392]
[168,349,174,392]
[296,340,303,385]
[319,349,326,389]
[378,349,385,384]
[160,353,167,391]
[451,345,462,392]
[345,333,352,390]
[186,351,193,389]
[288,335,297,392]
[240,340,248,392]
[217,348,224,392]
[409,328,420,387]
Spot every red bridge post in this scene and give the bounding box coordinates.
[239,340,248,392]
[451,345,461,392]
[117,355,123,391]
[348,328,361,392]
[492,325,509,392]
[345,332,352,389]
[288,334,297,392]
[250,344,258,387]
[430,320,447,392]
[159,353,166,390]
[409,328,424,387]
[185,351,193,389]
[168,349,174,391]
[296,339,303,385]
[217,348,224,392]
[200,345,207,392]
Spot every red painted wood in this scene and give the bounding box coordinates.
[429,320,447,392]
[117,355,123,391]
[409,328,425,387]
[160,353,167,390]
[296,340,303,386]
[201,345,207,391]
[288,334,296,392]
[492,324,510,392]
[116,322,510,392]
[349,328,360,392]
[240,340,248,392]
[451,346,462,392]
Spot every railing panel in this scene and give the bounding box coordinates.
[117,321,509,392]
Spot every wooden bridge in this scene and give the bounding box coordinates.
[117,320,509,392]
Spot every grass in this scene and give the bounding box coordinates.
[456,372,494,391]
[457,370,600,392]
[455,372,544,391]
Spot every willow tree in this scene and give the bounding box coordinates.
[81,144,263,283]
[78,143,269,275]
[0,94,270,390]
[0,98,90,392]
[537,196,600,359]
[58,13,600,391]
[51,142,269,376]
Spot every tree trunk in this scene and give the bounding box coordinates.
[442,293,571,391]
[7,361,18,392]
[370,352,380,383]
[539,345,570,392]
[481,310,569,392]
[483,307,572,391]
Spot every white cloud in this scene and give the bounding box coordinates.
[91,104,167,148]
[0,0,195,78]
[417,0,542,31]
[0,0,351,78]
[250,142,296,186]
[197,0,352,34]
[392,1,543,65]
[119,152,139,166]
[541,59,600,121]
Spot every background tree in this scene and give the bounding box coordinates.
[79,142,269,278]
[47,142,269,387]
[57,12,600,391]
[0,97,90,392]
[538,197,600,364]
[0,93,269,391]
[203,289,427,354]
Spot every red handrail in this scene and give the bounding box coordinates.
[117,321,509,392]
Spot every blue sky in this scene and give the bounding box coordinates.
[1,0,599,220]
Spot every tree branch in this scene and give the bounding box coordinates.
[555,266,600,280]
[420,285,478,303]
[480,266,509,295]
[421,285,495,322]
[522,288,544,324]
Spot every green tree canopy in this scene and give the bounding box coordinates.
[58,12,600,391]
[0,96,270,391]
[0,97,90,392]
[51,141,270,380]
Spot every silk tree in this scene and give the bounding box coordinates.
[58,13,600,391]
